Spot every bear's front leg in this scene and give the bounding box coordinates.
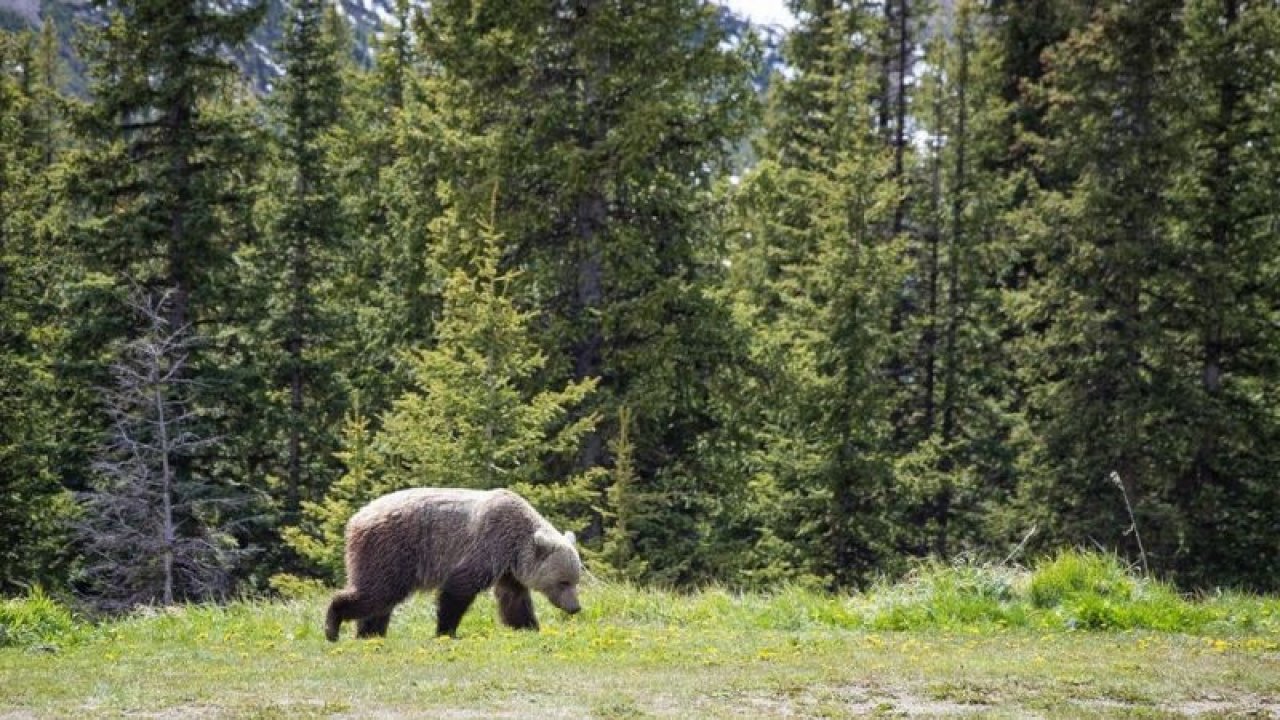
[436,589,476,637]
[436,561,495,637]
[495,574,539,630]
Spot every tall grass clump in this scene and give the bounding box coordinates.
[1026,550,1211,631]
[1028,550,1137,608]
[859,559,1029,631]
[0,588,85,649]
[581,552,1277,636]
[748,584,860,631]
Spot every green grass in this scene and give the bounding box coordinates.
[2,551,1278,718]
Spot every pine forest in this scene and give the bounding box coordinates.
[2,0,1279,612]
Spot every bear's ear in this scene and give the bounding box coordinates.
[533,529,558,559]
[564,530,576,548]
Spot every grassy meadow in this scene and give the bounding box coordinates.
[2,552,1278,718]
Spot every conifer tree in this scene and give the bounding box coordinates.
[415,0,755,582]
[279,395,376,583]
[1159,0,1280,587]
[65,0,266,589]
[597,406,649,581]
[71,0,264,334]
[284,203,601,581]
[376,207,600,509]
[0,30,76,592]
[1011,0,1184,566]
[333,0,435,414]
[76,290,244,611]
[988,0,1091,182]
[878,0,919,236]
[253,0,350,521]
[731,1,905,588]
[894,0,1021,560]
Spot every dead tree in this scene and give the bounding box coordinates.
[76,289,242,612]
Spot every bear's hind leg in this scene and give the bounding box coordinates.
[357,612,392,638]
[325,589,357,641]
[326,588,398,642]
[495,574,539,631]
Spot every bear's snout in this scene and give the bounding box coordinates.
[551,588,581,615]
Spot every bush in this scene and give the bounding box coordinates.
[0,587,84,649]
[268,573,331,600]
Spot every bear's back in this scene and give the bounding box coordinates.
[344,488,544,590]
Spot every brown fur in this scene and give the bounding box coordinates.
[325,488,582,641]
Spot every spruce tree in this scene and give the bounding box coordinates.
[284,205,600,582]
[66,0,265,590]
[71,0,264,332]
[731,1,904,588]
[894,0,1021,560]
[279,395,376,584]
[415,0,756,583]
[0,30,76,592]
[333,0,434,414]
[376,208,600,508]
[254,0,349,522]
[1010,0,1184,567]
[1159,0,1280,587]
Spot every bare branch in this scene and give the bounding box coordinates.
[76,287,242,613]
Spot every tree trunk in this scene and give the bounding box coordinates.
[942,11,970,446]
[572,0,608,477]
[287,169,311,517]
[574,190,606,474]
[1194,0,1239,490]
[154,379,176,606]
[891,0,910,235]
[166,94,195,510]
[922,76,942,436]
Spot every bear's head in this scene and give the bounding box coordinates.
[525,529,582,615]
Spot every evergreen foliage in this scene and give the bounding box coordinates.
[250,0,351,522]
[596,406,649,582]
[731,1,905,589]
[3,0,1280,601]
[411,0,758,584]
[891,0,1020,563]
[59,0,267,602]
[1010,0,1280,587]
[1157,0,1280,589]
[0,28,76,593]
[282,207,600,581]
[375,208,600,518]
[278,395,376,583]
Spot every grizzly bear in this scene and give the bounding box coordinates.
[324,487,582,640]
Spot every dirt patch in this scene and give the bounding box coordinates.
[711,684,1002,717]
[845,694,996,717]
[1162,694,1280,717]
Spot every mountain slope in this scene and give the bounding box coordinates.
[5,1,779,96]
